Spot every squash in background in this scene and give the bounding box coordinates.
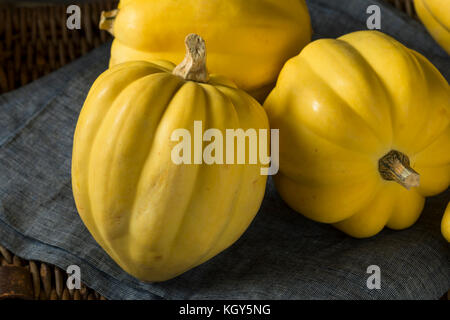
[264,31,450,238]
[99,0,312,102]
[414,0,450,54]
[72,34,269,281]
[443,202,450,242]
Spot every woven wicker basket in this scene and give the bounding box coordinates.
[386,0,417,18]
[0,0,118,94]
[0,244,106,300]
[0,0,447,301]
[0,0,117,300]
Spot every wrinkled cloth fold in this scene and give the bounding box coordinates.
[0,0,448,300]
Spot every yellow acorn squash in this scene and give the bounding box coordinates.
[264,31,450,239]
[72,34,269,281]
[415,0,450,54]
[99,0,312,102]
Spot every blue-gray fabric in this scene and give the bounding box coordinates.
[0,0,448,300]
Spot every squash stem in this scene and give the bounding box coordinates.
[173,34,209,83]
[99,9,118,35]
[378,150,420,190]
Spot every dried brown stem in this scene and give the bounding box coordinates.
[173,34,209,83]
[379,150,420,190]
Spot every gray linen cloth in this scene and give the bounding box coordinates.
[0,0,448,299]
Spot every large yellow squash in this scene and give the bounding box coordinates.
[414,0,450,54]
[264,31,450,238]
[72,35,269,281]
[99,0,312,102]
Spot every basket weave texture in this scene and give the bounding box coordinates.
[0,0,447,301]
[387,0,417,18]
[0,0,118,94]
[0,245,106,300]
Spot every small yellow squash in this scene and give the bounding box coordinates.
[414,0,450,54]
[99,0,312,102]
[443,202,450,242]
[72,35,269,281]
[264,31,450,238]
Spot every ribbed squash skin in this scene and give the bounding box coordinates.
[72,61,269,281]
[264,31,450,238]
[415,0,450,54]
[108,0,312,101]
